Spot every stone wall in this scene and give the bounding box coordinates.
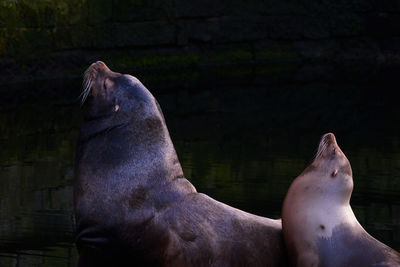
[0,0,400,83]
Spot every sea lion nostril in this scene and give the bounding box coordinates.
[87,61,110,73]
[316,133,338,159]
[94,61,107,69]
[322,133,336,145]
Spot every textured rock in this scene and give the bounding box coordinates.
[172,0,227,17]
[0,0,399,82]
[177,18,220,44]
[88,0,113,25]
[112,0,170,22]
[53,25,93,50]
[92,21,176,48]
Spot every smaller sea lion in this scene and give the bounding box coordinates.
[282,133,400,267]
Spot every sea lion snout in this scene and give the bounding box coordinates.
[81,61,117,104]
[86,61,112,82]
[321,133,336,146]
[316,133,342,160]
[89,61,111,72]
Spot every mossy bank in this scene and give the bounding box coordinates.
[0,0,400,84]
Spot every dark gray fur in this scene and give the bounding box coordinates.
[74,62,287,267]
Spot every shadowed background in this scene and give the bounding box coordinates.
[0,0,400,266]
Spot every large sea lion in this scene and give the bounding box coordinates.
[74,61,286,266]
[282,133,400,267]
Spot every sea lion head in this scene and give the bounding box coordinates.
[301,133,353,203]
[75,61,185,211]
[79,61,167,143]
[81,61,160,122]
[313,133,352,177]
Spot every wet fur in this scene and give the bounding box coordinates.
[74,62,287,267]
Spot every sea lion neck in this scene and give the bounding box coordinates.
[77,98,184,182]
[315,133,339,160]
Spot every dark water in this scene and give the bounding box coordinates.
[0,66,399,266]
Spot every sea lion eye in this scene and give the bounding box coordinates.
[104,77,114,91]
[102,80,108,94]
[329,148,337,159]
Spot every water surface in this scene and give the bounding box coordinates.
[0,67,399,266]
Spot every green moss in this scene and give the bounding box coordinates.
[140,68,201,86]
[88,0,112,24]
[0,28,7,55]
[256,49,300,62]
[0,0,89,57]
[17,0,86,27]
[207,50,253,64]
[255,63,297,76]
[3,27,53,57]
[109,53,201,69]
[15,1,57,27]
[0,0,16,8]
[53,24,93,49]
[0,1,16,27]
[108,49,254,72]
[53,0,86,26]
[0,0,86,29]
[112,0,171,21]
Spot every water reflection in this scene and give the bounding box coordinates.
[0,70,399,266]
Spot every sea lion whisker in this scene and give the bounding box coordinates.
[80,69,93,105]
[315,134,332,159]
[315,140,327,159]
[80,73,89,96]
[79,83,89,105]
[81,81,91,105]
[80,80,88,97]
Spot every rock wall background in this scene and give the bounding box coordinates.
[0,0,400,83]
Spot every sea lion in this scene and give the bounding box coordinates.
[74,61,287,267]
[282,133,400,267]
